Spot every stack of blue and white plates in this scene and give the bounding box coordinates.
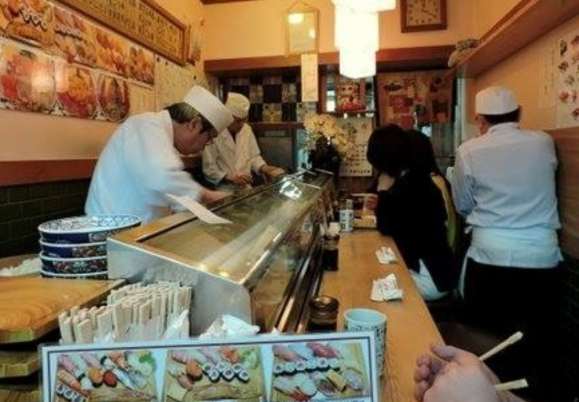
[38,215,141,280]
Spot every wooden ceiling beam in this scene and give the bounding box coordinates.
[204,45,454,76]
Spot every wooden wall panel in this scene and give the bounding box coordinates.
[548,128,579,259]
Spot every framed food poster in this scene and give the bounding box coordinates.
[0,0,55,48]
[336,76,366,112]
[377,70,452,129]
[0,43,56,113]
[95,27,129,78]
[41,332,379,402]
[129,44,155,86]
[557,31,579,128]
[98,74,130,122]
[53,6,97,67]
[55,63,98,119]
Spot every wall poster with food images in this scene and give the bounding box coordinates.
[95,27,129,77]
[98,73,130,122]
[557,30,579,128]
[53,5,96,67]
[0,0,55,48]
[42,332,379,402]
[335,76,366,112]
[0,42,56,113]
[377,70,452,130]
[55,61,98,119]
[129,44,154,86]
[338,118,374,177]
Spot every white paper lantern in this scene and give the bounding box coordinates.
[332,0,395,79]
[339,48,376,79]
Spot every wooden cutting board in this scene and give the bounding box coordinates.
[0,375,41,402]
[0,350,39,378]
[0,276,124,344]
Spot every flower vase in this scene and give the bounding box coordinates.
[309,138,342,179]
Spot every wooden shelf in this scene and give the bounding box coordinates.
[452,0,579,78]
[250,122,305,131]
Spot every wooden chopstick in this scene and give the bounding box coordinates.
[480,331,524,362]
[494,379,528,392]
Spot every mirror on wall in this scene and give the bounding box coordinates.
[286,2,318,55]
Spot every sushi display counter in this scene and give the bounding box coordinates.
[107,171,335,335]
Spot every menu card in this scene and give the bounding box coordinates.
[41,332,379,402]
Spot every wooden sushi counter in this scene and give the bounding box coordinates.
[319,230,444,402]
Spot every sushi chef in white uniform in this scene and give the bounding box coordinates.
[202,92,284,190]
[86,86,234,223]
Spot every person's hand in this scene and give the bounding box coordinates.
[201,189,230,205]
[414,345,500,402]
[365,194,378,211]
[225,173,252,186]
[260,165,285,177]
[377,173,395,191]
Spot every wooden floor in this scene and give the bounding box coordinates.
[320,230,443,402]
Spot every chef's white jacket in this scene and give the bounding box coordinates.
[86,110,202,223]
[202,123,266,186]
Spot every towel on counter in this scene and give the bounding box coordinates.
[376,246,397,264]
[371,274,404,301]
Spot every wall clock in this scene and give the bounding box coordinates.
[401,0,447,33]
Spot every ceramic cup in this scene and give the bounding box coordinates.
[344,308,387,374]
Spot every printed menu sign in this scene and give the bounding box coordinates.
[41,332,379,402]
[57,0,187,65]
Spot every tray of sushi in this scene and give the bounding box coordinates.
[163,346,264,402]
[270,342,369,401]
[52,350,158,402]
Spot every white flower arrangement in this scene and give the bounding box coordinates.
[303,113,357,160]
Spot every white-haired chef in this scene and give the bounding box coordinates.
[202,92,284,190]
[86,86,233,223]
[452,86,561,389]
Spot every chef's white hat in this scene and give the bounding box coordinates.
[475,86,519,115]
[183,86,233,133]
[226,92,250,119]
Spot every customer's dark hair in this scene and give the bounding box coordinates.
[165,102,200,124]
[406,129,443,177]
[367,124,414,178]
[480,108,521,126]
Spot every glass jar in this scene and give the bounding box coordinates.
[308,295,339,332]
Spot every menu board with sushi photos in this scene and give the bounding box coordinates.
[155,55,197,111]
[338,118,374,177]
[41,332,379,402]
[557,30,579,128]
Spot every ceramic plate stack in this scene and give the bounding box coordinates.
[37,215,141,280]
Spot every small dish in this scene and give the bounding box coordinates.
[39,240,107,258]
[40,253,108,275]
[40,269,108,280]
[38,215,140,244]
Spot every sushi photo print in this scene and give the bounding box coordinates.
[270,342,369,402]
[41,332,378,402]
[163,346,264,402]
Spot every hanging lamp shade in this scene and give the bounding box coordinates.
[332,0,395,79]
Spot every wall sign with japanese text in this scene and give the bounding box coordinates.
[56,0,188,65]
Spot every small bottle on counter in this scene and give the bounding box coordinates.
[308,295,339,332]
[322,222,340,271]
[339,197,354,232]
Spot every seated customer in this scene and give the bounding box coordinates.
[406,129,458,252]
[367,124,456,301]
[414,344,526,402]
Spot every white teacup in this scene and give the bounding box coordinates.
[344,308,387,374]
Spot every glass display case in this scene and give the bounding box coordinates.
[107,171,334,335]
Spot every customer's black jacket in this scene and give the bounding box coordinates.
[375,170,456,292]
